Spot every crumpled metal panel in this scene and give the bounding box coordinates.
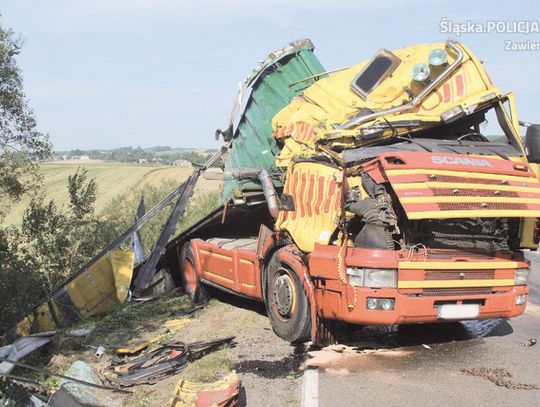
[222,39,325,200]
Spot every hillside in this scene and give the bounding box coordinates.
[3,161,222,225]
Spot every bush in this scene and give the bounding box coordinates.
[100,180,222,256]
[0,168,111,332]
[0,168,222,333]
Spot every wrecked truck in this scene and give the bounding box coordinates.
[159,38,540,344]
[12,38,540,351]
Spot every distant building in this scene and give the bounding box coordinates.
[71,155,89,160]
[173,159,192,167]
[138,158,148,164]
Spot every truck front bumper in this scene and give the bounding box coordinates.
[333,285,528,325]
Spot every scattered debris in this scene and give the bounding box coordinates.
[95,345,106,358]
[524,338,537,347]
[1,250,133,345]
[163,319,192,330]
[48,387,89,407]
[422,344,432,349]
[461,367,539,390]
[0,356,131,394]
[50,361,120,406]
[170,371,241,407]
[104,337,235,387]
[66,326,96,337]
[113,318,190,357]
[0,332,55,374]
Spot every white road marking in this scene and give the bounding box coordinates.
[301,368,319,407]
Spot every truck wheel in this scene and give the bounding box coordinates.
[144,268,176,297]
[265,253,311,343]
[179,243,208,303]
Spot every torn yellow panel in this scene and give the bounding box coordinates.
[276,161,342,252]
[2,249,134,344]
[67,250,134,318]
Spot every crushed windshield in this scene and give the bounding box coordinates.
[344,103,523,163]
[386,103,522,157]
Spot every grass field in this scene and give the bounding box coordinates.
[3,161,222,225]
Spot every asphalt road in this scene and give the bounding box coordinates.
[313,252,540,407]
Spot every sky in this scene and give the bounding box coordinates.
[1,0,539,151]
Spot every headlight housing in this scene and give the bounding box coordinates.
[347,268,398,288]
[428,48,448,66]
[412,63,430,82]
[514,268,531,285]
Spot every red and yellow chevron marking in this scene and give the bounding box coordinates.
[417,67,468,112]
[277,162,342,252]
[273,121,317,144]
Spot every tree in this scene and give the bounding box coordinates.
[0,168,108,331]
[20,168,103,288]
[0,20,51,218]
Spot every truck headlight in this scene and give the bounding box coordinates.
[514,268,531,285]
[412,63,430,82]
[428,48,448,66]
[367,297,395,311]
[347,268,397,288]
[441,105,465,123]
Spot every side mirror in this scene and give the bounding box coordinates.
[526,124,540,163]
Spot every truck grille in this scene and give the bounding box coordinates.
[399,249,512,261]
[424,270,495,280]
[432,188,518,198]
[427,175,509,185]
[438,202,527,211]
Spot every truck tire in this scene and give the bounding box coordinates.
[144,268,176,297]
[265,252,311,343]
[179,242,208,303]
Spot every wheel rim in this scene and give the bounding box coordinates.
[183,257,197,294]
[272,268,297,320]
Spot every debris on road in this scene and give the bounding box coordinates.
[524,338,537,347]
[50,361,120,406]
[95,345,106,358]
[169,371,241,407]
[66,326,96,337]
[162,319,192,330]
[104,337,235,387]
[461,367,539,390]
[0,356,131,394]
[0,332,55,374]
[113,318,191,356]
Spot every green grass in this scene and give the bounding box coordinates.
[3,161,220,225]
[184,348,235,382]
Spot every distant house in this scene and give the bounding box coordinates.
[173,159,192,167]
[138,158,148,164]
[71,155,89,160]
[80,155,90,160]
